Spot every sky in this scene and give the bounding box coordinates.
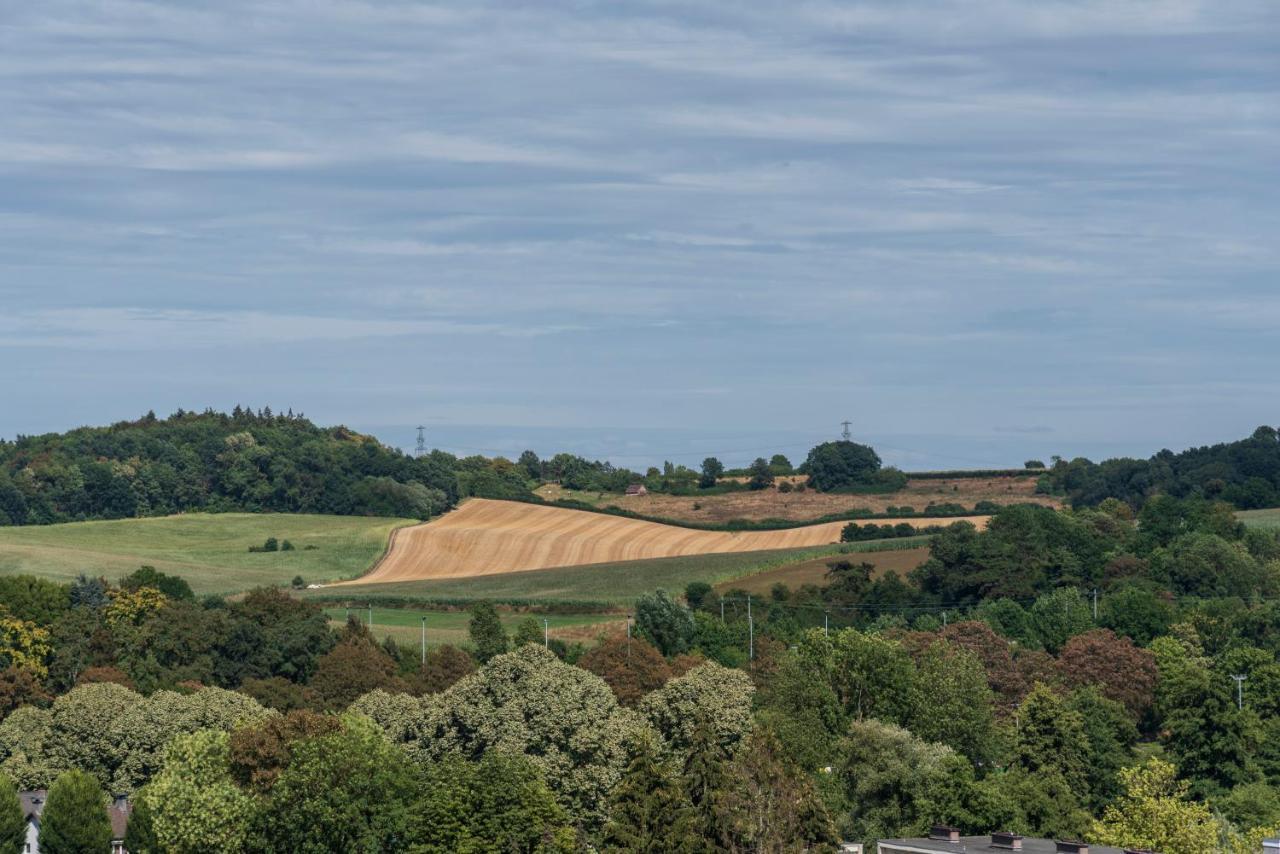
[2,1,1277,470]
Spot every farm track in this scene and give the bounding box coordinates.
[335,498,989,584]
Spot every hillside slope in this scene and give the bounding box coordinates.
[0,512,413,594]
[337,498,988,583]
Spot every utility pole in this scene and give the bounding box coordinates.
[720,596,725,624]
[414,426,427,458]
[368,603,373,630]
[747,595,754,662]
[840,420,852,441]
[421,616,427,665]
[943,611,948,627]
[824,611,829,637]
[626,615,632,663]
[1232,674,1246,710]
[543,618,550,649]
[1092,588,1099,621]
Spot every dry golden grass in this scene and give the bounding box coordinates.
[334,498,988,584]
[537,475,1055,524]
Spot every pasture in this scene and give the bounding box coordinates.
[535,473,1054,524]
[334,498,979,585]
[324,606,625,647]
[1240,508,1280,530]
[716,546,932,596]
[0,513,414,595]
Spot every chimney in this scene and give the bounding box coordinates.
[991,832,1022,850]
[929,826,961,843]
[1055,843,1089,854]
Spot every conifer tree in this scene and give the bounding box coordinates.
[468,602,509,663]
[601,743,699,853]
[0,772,24,854]
[39,770,112,854]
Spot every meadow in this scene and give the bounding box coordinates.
[1239,508,1280,530]
[325,606,625,647]
[0,513,414,595]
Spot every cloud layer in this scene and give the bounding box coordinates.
[2,1,1277,467]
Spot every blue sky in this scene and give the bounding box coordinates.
[2,1,1277,469]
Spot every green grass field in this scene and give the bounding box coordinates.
[0,513,415,595]
[1239,509,1280,530]
[325,606,624,647]
[305,537,932,606]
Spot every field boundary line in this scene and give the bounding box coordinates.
[343,517,434,584]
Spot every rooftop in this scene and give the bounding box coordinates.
[878,836,1129,854]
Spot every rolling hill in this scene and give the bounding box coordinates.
[332,498,988,584]
[0,512,415,595]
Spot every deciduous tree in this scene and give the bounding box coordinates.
[1092,759,1222,854]
[578,636,672,706]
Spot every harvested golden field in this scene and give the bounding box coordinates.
[717,546,931,596]
[335,498,988,584]
[537,475,1055,524]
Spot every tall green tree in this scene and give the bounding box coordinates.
[600,742,698,853]
[0,772,24,854]
[254,716,422,853]
[412,754,574,853]
[634,590,694,657]
[39,769,112,854]
[467,602,508,663]
[122,789,158,854]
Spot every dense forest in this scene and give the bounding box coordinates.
[0,409,536,526]
[1042,426,1280,510]
[1,497,1279,851]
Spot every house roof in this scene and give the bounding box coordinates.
[19,790,130,841]
[878,837,1128,854]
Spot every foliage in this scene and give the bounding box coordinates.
[0,608,51,679]
[39,770,112,854]
[413,644,476,694]
[0,666,51,716]
[120,566,194,601]
[145,730,256,853]
[0,576,69,625]
[639,662,754,757]
[124,788,159,854]
[412,753,575,853]
[600,741,699,853]
[415,645,650,829]
[253,715,421,853]
[804,441,887,492]
[1056,628,1158,719]
[0,773,24,854]
[107,686,270,791]
[634,590,695,656]
[229,710,342,791]
[467,602,509,663]
[1044,426,1280,510]
[1092,759,1223,854]
[0,409,461,525]
[578,636,672,706]
[307,621,405,710]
